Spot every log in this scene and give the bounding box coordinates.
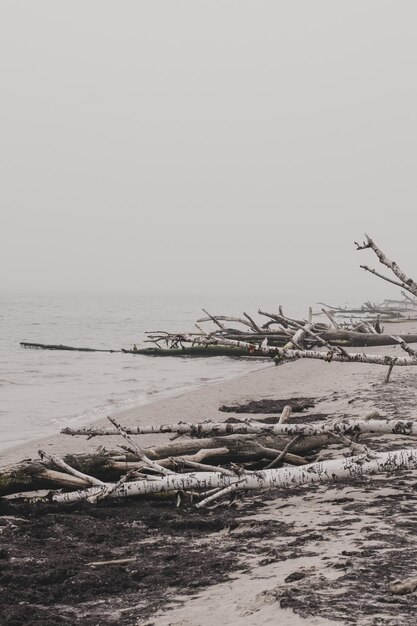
[143,433,331,460]
[20,342,120,353]
[46,448,417,504]
[122,345,271,358]
[109,446,307,470]
[0,451,118,496]
[319,330,417,348]
[0,436,326,496]
[181,333,417,367]
[61,419,417,439]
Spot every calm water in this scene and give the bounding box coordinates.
[0,291,313,453]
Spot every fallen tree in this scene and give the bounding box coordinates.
[32,448,417,506]
[61,418,417,439]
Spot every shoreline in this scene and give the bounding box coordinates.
[0,357,271,466]
[3,323,417,625]
[3,324,417,467]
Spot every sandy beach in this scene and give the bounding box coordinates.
[2,323,417,625]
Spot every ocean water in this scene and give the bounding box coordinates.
[0,291,312,454]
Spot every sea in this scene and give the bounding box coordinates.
[0,290,318,454]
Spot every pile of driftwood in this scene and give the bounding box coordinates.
[20,236,417,362]
[3,406,417,508]
[317,294,417,321]
[135,235,417,381]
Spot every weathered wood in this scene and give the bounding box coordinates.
[182,333,417,367]
[356,234,417,297]
[0,435,325,496]
[122,345,271,357]
[61,418,417,439]
[20,342,120,353]
[46,448,417,504]
[219,397,315,414]
[143,433,331,460]
[0,451,117,496]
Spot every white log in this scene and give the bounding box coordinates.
[181,333,417,366]
[62,419,417,438]
[283,323,312,349]
[48,448,417,504]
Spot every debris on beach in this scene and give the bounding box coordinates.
[2,409,417,509]
[19,236,417,380]
[5,235,417,625]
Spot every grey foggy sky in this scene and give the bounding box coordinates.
[1,1,417,302]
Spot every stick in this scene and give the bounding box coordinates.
[196,479,246,508]
[391,336,417,357]
[88,558,137,567]
[265,435,302,469]
[359,265,409,291]
[107,416,174,475]
[38,450,105,486]
[322,308,340,329]
[355,234,417,297]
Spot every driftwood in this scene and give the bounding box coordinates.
[176,334,417,372]
[0,451,119,496]
[356,234,417,297]
[219,397,315,414]
[122,345,270,358]
[62,419,417,439]
[20,342,121,353]
[42,448,417,505]
[0,434,328,496]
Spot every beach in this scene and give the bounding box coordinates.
[2,325,417,625]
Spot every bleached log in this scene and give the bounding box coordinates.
[61,419,417,438]
[283,323,312,349]
[181,333,417,367]
[47,448,417,504]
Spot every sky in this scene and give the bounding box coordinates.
[1,1,417,302]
